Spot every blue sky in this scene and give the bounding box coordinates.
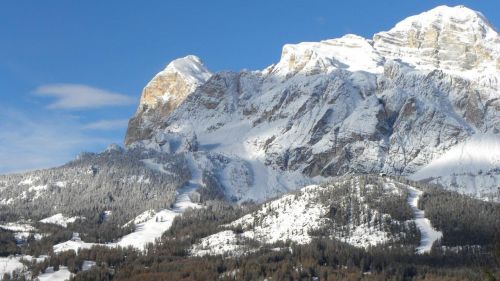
[1,0,499,174]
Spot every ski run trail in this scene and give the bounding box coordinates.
[54,155,202,253]
[406,186,443,254]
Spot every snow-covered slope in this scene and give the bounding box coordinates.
[191,176,427,257]
[37,266,72,281]
[124,5,499,202]
[0,256,25,278]
[112,184,201,250]
[406,186,443,253]
[40,213,82,228]
[411,133,499,201]
[53,162,202,252]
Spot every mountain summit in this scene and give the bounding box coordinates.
[374,5,500,80]
[125,55,212,145]
[124,5,499,202]
[1,6,499,280]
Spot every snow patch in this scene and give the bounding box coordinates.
[37,266,72,281]
[40,213,82,228]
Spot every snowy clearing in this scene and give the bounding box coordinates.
[40,213,82,228]
[53,157,202,252]
[0,255,47,278]
[36,266,72,281]
[0,256,25,277]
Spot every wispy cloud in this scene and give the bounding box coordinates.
[0,109,117,174]
[33,84,135,109]
[82,119,129,130]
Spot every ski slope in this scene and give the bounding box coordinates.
[112,183,200,249]
[407,186,443,254]
[53,156,202,253]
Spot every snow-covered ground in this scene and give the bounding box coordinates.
[37,266,72,281]
[411,133,500,201]
[111,155,202,250]
[192,179,399,256]
[112,186,200,250]
[0,255,47,278]
[53,156,202,252]
[40,213,82,227]
[0,222,39,244]
[192,230,256,257]
[0,256,25,277]
[81,260,96,271]
[0,222,35,233]
[192,184,329,257]
[406,186,443,254]
[53,233,96,254]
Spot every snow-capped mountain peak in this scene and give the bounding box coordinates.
[374,5,500,83]
[381,5,498,44]
[125,55,212,145]
[139,55,212,110]
[163,55,212,85]
[270,34,384,77]
[124,5,499,202]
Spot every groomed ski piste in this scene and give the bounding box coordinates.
[406,186,443,254]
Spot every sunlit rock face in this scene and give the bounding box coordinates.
[125,5,499,201]
[125,55,212,146]
[373,5,500,87]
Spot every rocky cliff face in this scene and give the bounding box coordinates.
[125,55,212,146]
[125,5,499,201]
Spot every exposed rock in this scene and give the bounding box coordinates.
[124,5,500,201]
[125,55,212,146]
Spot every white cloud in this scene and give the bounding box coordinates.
[0,109,118,174]
[82,119,129,130]
[34,84,135,109]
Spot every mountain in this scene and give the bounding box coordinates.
[125,5,499,202]
[1,5,500,280]
[125,55,212,146]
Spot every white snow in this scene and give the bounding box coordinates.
[81,260,96,271]
[412,133,500,201]
[413,134,499,177]
[374,5,500,84]
[0,256,25,277]
[192,230,256,257]
[0,198,14,205]
[18,177,39,185]
[37,266,72,281]
[54,181,67,188]
[391,6,496,38]
[406,186,443,254]
[0,223,35,233]
[40,213,82,228]
[53,157,202,252]
[192,179,398,256]
[0,223,39,244]
[164,55,212,85]
[0,255,47,278]
[53,233,95,254]
[272,34,384,76]
[191,185,328,256]
[112,183,201,250]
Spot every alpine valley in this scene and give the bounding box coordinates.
[1,5,499,281]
